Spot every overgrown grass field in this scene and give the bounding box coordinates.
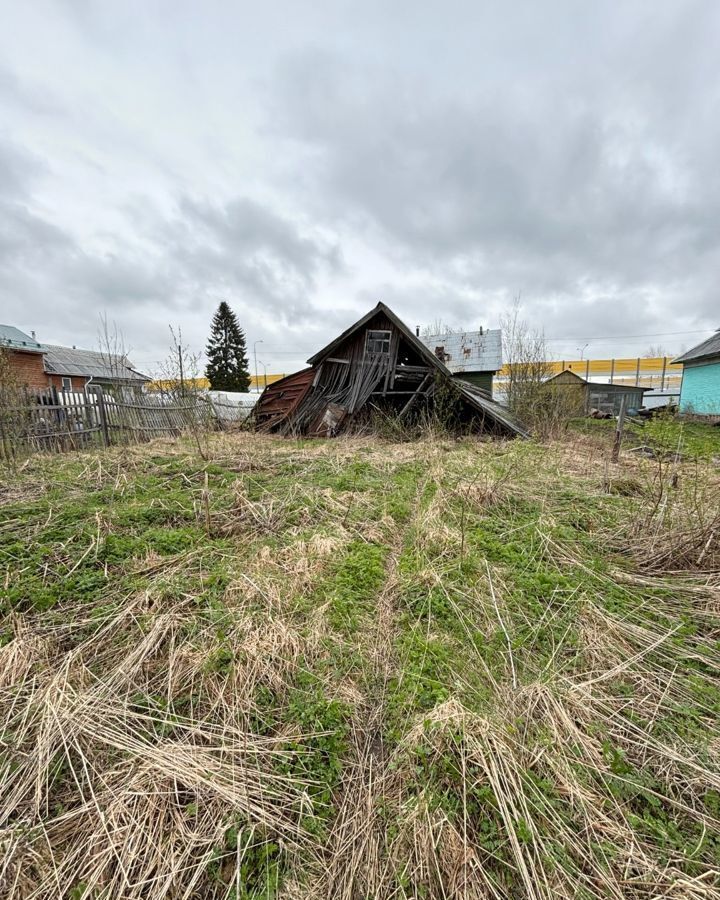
[1,423,719,898]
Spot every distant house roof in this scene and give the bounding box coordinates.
[544,369,587,385]
[545,369,648,392]
[42,344,149,383]
[420,329,502,373]
[0,324,43,353]
[672,330,720,365]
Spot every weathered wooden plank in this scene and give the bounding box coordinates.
[398,374,433,419]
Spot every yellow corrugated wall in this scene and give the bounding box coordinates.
[147,359,682,393]
[497,357,682,376]
[147,374,289,392]
[497,357,682,387]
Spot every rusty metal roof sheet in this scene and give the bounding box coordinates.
[256,368,314,430]
[420,329,502,373]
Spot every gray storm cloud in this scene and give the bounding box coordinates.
[0,0,718,366]
[267,27,720,333]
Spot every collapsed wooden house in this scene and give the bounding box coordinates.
[255,302,528,438]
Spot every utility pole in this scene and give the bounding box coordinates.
[253,340,263,393]
[178,326,185,397]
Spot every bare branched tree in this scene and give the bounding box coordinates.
[500,299,551,408]
[97,314,132,397]
[421,319,459,338]
[157,325,212,458]
[499,298,578,437]
[157,326,203,401]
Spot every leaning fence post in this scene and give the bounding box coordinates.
[611,394,627,463]
[95,385,110,447]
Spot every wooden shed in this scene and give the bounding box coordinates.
[543,369,648,416]
[255,302,528,438]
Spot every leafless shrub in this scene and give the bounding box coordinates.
[500,299,580,438]
[0,347,34,467]
[157,325,215,458]
[97,313,134,397]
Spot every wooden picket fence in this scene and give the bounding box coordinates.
[0,386,243,461]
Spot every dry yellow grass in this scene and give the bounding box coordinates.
[1,428,719,898]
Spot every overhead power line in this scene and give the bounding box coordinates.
[129,327,713,363]
[544,328,711,343]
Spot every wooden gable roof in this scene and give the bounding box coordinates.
[302,301,528,438]
[307,301,454,375]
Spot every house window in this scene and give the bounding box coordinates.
[61,377,72,392]
[365,329,391,355]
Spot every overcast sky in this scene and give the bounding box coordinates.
[1,0,719,375]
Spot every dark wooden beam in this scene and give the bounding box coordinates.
[394,365,431,374]
[398,374,433,419]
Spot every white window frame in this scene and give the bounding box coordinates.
[365,329,391,355]
[61,376,72,392]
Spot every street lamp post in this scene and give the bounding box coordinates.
[577,343,589,361]
[258,359,268,390]
[253,340,264,393]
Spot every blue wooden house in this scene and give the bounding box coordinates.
[673,330,720,415]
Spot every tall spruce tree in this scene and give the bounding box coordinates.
[205,302,251,391]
